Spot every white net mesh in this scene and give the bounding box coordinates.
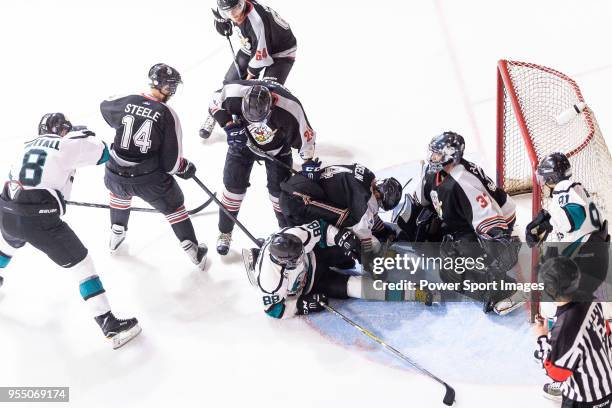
[498,60,612,222]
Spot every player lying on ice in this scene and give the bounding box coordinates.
[0,113,141,349]
[242,220,432,318]
[279,162,402,270]
[394,131,525,315]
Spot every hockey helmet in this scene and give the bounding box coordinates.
[427,131,465,173]
[537,152,572,186]
[38,113,72,136]
[242,85,272,124]
[375,177,402,211]
[269,233,304,269]
[538,256,580,300]
[218,0,245,19]
[148,63,182,96]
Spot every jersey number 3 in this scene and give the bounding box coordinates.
[121,115,153,154]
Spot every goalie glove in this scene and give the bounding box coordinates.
[296,293,327,315]
[525,209,553,248]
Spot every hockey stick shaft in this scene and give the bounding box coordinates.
[320,303,455,406]
[226,36,243,79]
[191,175,261,246]
[66,195,215,216]
[246,139,297,174]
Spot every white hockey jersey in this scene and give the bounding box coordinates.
[6,131,109,214]
[255,220,339,319]
[548,180,603,246]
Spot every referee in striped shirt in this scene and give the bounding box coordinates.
[535,256,612,407]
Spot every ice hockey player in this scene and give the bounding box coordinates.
[207,80,315,255]
[0,113,141,349]
[243,220,432,319]
[526,152,611,400]
[100,63,207,269]
[416,131,521,314]
[200,0,297,138]
[279,163,402,258]
[535,256,612,407]
[526,152,609,297]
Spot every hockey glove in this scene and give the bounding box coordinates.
[296,293,327,315]
[300,157,322,181]
[334,228,360,259]
[224,122,248,147]
[479,230,520,273]
[212,8,233,37]
[525,209,553,248]
[176,158,197,179]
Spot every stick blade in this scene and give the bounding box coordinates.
[443,383,455,406]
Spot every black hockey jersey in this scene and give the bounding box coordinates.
[421,159,516,237]
[100,93,184,174]
[209,80,315,159]
[537,302,612,403]
[231,0,297,77]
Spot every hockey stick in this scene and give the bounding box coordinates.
[320,302,456,406]
[66,194,216,216]
[191,175,261,246]
[226,35,243,79]
[246,140,298,174]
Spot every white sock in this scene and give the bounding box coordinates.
[69,255,111,317]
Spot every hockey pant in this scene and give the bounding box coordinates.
[219,145,292,233]
[224,49,294,85]
[104,164,197,244]
[0,202,111,319]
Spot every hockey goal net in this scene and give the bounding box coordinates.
[496,59,612,225]
[496,60,612,320]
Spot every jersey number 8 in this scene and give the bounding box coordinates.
[19,149,47,187]
[121,115,153,154]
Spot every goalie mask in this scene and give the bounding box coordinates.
[537,152,572,186]
[427,131,465,173]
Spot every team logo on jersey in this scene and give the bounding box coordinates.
[430,191,443,219]
[248,123,277,145]
[320,166,352,179]
[237,29,252,51]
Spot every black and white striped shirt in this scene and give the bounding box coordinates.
[537,302,612,403]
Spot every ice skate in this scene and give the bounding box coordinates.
[109,224,126,253]
[182,240,208,270]
[95,311,141,350]
[199,115,216,139]
[216,232,232,255]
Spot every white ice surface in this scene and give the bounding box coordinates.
[1,1,611,407]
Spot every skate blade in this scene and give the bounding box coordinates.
[111,324,142,349]
[541,391,562,402]
[197,256,208,271]
[109,237,126,254]
[494,300,526,316]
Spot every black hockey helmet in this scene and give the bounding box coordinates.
[537,152,572,186]
[269,233,304,269]
[148,63,182,96]
[375,177,402,211]
[427,131,465,173]
[218,0,245,18]
[538,256,580,300]
[242,85,272,124]
[38,113,72,136]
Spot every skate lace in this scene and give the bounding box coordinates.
[218,232,232,245]
[203,115,216,130]
[546,382,563,393]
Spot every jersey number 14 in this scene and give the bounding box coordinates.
[121,115,152,154]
